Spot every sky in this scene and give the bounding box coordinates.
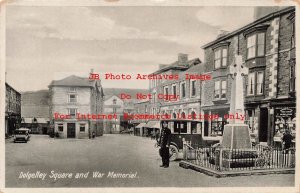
[5,5,256,91]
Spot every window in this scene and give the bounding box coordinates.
[164,86,169,101]
[221,81,227,99]
[69,94,77,103]
[247,71,264,96]
[256,72,264,95]
[80,124,85,132]
[180,82,186,98]
[145,105,148,113]
[190,80,196,97]
[68,108,77,117]
[113,99,117,105]
[214,80,227,99]
[58,124,63,132]
[290,63,296,92]
[247,33,265,59]
[153,92,156,103]
[291,21,295,49]
[247,72,255,95]
[214,81,220,99]
[69,87,76,92]
[214,47,228,69]
[172,84,177,96]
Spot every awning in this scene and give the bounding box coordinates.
[135,123,146,129]
[36,118,49,124]
[143,121,160,129]
[22,117,49,124]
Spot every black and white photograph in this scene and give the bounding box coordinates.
[1,0,299,192]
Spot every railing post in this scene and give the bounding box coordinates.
[219,148,223,171]
[183,140,187,160]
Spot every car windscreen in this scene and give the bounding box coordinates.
[15,130,27,134]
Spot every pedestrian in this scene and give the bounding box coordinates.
[158,121,171,168]
[282,130,293,152]
[92,131,96,139]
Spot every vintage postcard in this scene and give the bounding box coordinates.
[0,0,299,192]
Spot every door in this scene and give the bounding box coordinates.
[204,120,209,136]
[259,108,268,142]
[67,123,76,138]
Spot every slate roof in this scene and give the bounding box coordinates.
[21,90,50,118]
[103,88,148,100]
[152,58,201,75]
[49,75,95,87]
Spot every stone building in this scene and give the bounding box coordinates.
[49,74,104,138]
[5,83,21,137]
[133,99,150,136]
[103,88,148,134]
[201,6,296,145]
[148,53,203,135]
[103,95,124,134]
[21,90,50,134]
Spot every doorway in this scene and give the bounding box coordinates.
[259,108,268,142]
[67,123,76,138]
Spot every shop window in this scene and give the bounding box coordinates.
[290,63,296,92]
[214,47,228,69]
[58,124,63,132]
[80,124,85,132]
[190,80,196,97]
[211,120,228,136]
[247,33,265,59]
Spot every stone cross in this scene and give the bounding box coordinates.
[229,55,248,124]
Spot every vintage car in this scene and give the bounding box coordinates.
[13,128,31,143]
[157,119,219,161]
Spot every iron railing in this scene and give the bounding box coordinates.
[183,142,295,171]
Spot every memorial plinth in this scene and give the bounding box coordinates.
[217,55,257,168]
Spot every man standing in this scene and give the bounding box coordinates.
[159,121,171,168]
[282,130,293,152]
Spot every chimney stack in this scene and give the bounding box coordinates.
[178,53,188,64]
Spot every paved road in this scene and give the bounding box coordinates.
[5,134,295,187]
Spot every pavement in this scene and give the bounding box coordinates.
[5,134,295,187]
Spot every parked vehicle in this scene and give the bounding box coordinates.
[13,128,31,143]
[156,119,219,161]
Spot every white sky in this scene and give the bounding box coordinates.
[5,6,256,91]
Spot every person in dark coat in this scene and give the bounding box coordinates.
[158,121,171,168]
[282,130,293,151]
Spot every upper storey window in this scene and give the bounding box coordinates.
[214,47,228,69]
[247,33,265,59]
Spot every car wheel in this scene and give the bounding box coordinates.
[169,145,178,161]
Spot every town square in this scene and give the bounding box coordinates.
[3,3,297,190]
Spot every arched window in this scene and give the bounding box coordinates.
[191,111,196,120]
[181,112,186,119]
[173,113,176,119]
